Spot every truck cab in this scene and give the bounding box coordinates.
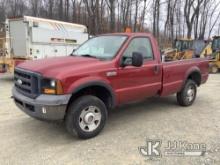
[13,33,209,139]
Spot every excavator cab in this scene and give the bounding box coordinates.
[209,36,220,73]
[174,39,193,52]
[172,39,194,60]
[212,36,220,53]
[163,39,194,61]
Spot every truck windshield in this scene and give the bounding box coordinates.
[72,35,127,60]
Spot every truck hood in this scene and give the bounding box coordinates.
[17,56,108,78]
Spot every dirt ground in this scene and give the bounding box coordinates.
[0,73,219,165]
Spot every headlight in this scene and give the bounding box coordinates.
[41,78,63,95]
[50,80,56,88]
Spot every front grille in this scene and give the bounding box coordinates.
[14,68,40,98]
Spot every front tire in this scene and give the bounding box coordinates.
[177,80,197,106]
[65,95,108,139]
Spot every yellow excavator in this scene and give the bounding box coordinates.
[163,38,212,62]
[0,28,7,73]
[209,36,220,73]
[163,38,194,61]
[0,26,14,73]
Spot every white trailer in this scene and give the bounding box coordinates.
[7,16,88,59]
[0,16,88,73]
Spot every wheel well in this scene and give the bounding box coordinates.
[67,85,113,110]
[187,71,201,86]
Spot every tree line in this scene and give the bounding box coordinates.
[0,0,220,45]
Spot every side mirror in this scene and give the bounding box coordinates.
[132,52,143,67]
[122,52,143,67]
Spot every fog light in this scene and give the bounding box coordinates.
[42,107,47,114]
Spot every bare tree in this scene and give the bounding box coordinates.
[64,0,69,21]
[198,0,210,39]
[1,0,220,42]
[8,0,20,17]
[208,11,220,38]
[164,0,177,41]
[71,0,76,22]
[106,0,116,32]
[30,0,42,16]
[45,0,54,18]
[184,0,204,38]
[59,0,63,20]
[133,0,140,32]
[140,0,148,31]
[0,0,7,22]
[152,0,160,38]
[83,0,101,34]
[175,0,184,38]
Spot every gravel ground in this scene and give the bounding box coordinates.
[0,73,219,165]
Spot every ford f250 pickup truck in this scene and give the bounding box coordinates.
[12,33,209,139]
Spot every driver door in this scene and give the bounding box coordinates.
[116,37,162,104]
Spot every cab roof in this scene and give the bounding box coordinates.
[100,32,153,37]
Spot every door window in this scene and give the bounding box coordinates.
[123,37,154,60]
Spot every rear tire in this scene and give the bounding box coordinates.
[177,80,197,106]
[65,95,107,139]
[209,65,218,74]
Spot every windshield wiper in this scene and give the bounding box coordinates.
[80,54,97,59]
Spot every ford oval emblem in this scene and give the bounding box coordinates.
[17,79,22,85]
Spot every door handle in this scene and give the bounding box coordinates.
[153,65,160,74]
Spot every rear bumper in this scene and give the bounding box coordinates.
[12,87,71,121]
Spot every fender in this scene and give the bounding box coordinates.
[182,66,201,88]
[66,77,117,107]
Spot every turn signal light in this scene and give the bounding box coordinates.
[43,88,56,94]
[42,79,64,95]
[56,80,64,95]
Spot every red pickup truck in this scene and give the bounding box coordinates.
[12,33,209,139]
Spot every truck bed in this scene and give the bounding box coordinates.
[160,58,209,96]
